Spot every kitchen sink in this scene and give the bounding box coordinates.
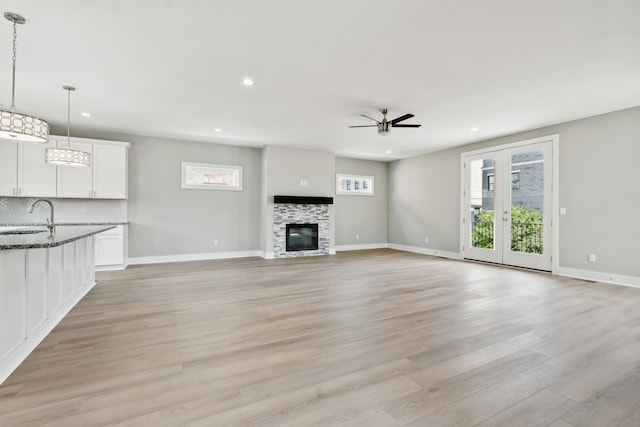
[0,226,48,235]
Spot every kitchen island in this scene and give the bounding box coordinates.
[0,225,115,384]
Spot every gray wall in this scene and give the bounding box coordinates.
[389,106,640,277]
[261,146,335,255]
[125,136,262,257]
[335,157,388,246]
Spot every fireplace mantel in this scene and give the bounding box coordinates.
[273,196,334,205]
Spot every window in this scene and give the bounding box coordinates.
[511,171,520,190]
[487,171,520,191]
[336,174,374,196]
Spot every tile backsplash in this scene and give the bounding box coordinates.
[0,197,127,224]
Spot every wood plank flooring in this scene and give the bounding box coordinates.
[2,249,640,426]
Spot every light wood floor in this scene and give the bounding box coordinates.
[1,249,640,426]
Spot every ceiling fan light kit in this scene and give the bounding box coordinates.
[0,12,50,143]
[349,108,421,136]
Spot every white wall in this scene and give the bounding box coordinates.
[389,106,640,281]
[334,157,388,247]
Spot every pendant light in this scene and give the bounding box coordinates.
[45,86,91,167]
[0,12,49,143]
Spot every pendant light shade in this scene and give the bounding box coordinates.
[46,86,91,167]
[46,146,91,167]
[0,12,49,143]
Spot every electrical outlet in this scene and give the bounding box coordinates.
[213,240,218,247]
[82,206,88,213]
[588,254,596,263]
[424,237,429,243]
[560,207,567,215]
[355,234,359,240]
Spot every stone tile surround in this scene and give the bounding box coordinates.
[273,203,330,258]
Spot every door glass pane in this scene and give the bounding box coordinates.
[469,158,495,249]
[510,150,544,254]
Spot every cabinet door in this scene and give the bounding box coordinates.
[26,248,48,336]
[62,243,75,303]
[19,140,57,197]
[74,239,85,292]
[0,141,18,196]
[95,233,124,266]
[0,250,26,361]
[48,246,63,316]
[84,237,95,286]
[56,141,93,198]
[93,144,127,199]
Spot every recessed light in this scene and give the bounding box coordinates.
[470,127,479,132]
[242,78,254,86]
[81,112,91,118]
[386,150,392,154]
[214,128,222,133]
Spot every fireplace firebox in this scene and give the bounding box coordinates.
[286,223,319,251]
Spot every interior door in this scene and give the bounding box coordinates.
[463,140,553,271]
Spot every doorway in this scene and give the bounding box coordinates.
[461,135,557,271]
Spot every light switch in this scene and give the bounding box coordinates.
[560,207,567,215]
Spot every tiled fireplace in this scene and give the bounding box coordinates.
[273,196,333,258]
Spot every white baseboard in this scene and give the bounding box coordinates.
[335,243,389,251]
[556,266,640,288]
[261,251,275,259]
[128,251,262,265]
[388,243,463,260]
[95,264,127,272]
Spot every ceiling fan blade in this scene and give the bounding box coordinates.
[349,125,378,128]
[390,113,414,125]
[392,124,422,128]
[361,115,380,124]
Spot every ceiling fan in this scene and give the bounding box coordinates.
[349,109,421,136]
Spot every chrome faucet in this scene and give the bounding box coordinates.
[28,198,55,237]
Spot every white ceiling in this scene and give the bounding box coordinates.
[1,0,639,160]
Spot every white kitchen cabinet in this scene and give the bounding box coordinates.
[0,249,26,361]
[19,141,58,197]
[0,141,19,196]
[53,136,129,199]
[95,225,125,269]
[62,242,75,303]
[48,246,63,316]
[55,140,94,198]
[1,236,96,385]
[0,140,56,197]
[26,248,48,336]
[93,144,128,199]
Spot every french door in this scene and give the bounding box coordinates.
[462,139,553,271]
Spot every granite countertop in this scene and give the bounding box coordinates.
[0,224,118,250]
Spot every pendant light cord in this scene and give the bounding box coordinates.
[67,88,71,143]
[64,86,75,148]
[10,19,17,112]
